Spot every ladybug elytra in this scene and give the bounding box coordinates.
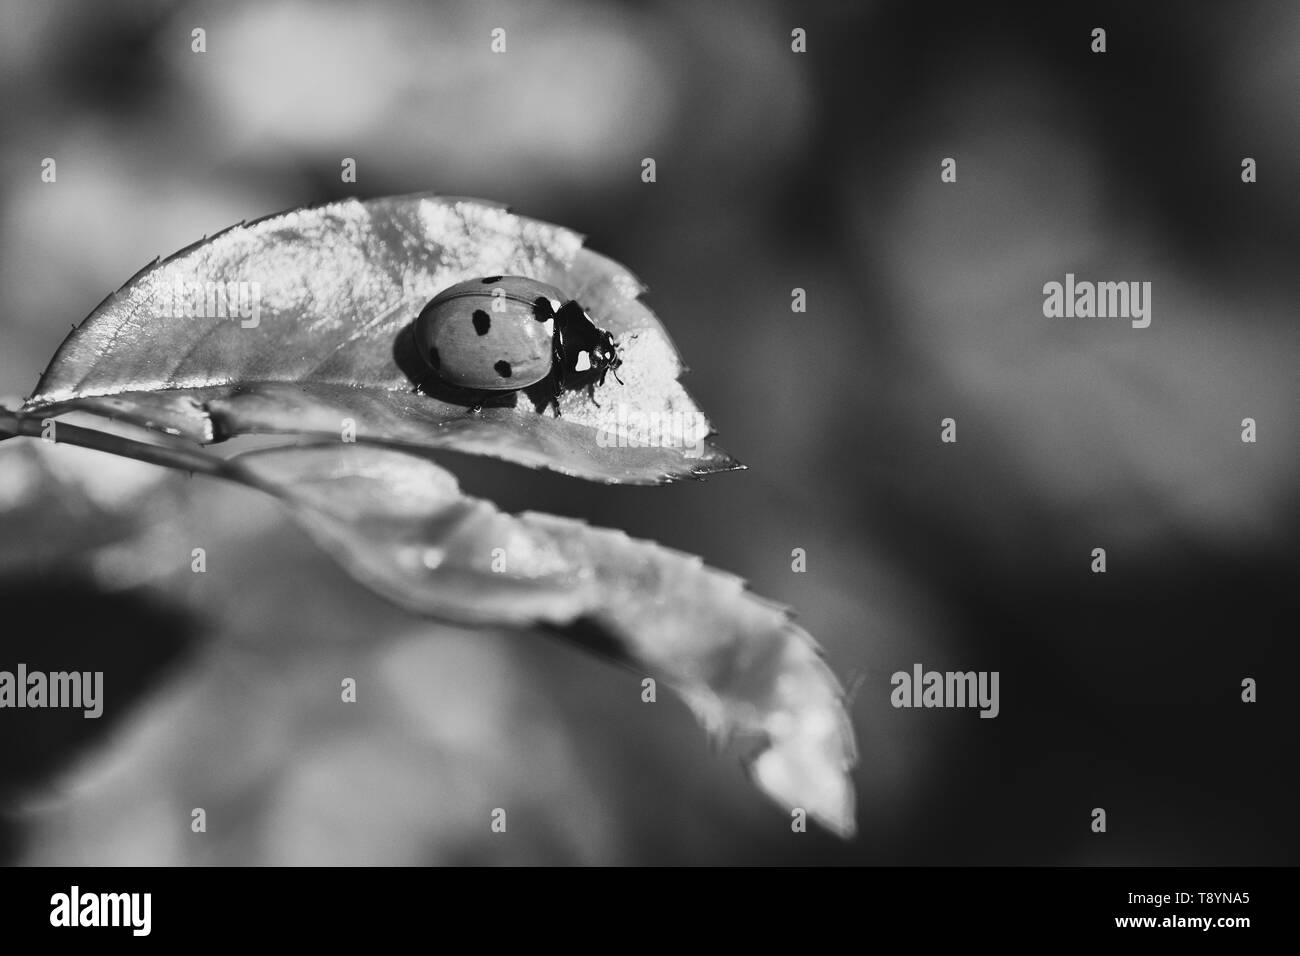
[414,275,622,414]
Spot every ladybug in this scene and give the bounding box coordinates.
[414,275,622,414]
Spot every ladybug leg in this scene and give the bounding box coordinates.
[586,383,601,407]
[548,335,566,417]
[549,377,563,417]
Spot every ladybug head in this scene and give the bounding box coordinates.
[592,328,623,385]
[557,301,625,386]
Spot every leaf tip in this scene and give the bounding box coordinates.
[749,703,858,839]
[744,635,859,839]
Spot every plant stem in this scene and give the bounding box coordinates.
[0,408,240,481]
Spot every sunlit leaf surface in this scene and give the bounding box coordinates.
[25,195,739,484]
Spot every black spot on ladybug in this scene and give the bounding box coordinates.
[494,360,512,378]
[428,346,441,369]
[472,310,491,336]
[481,276,503,284]
[532,297,554,321]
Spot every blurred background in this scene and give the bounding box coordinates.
[0,0,1296,864]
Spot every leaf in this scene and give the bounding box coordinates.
[230,442,858,836]
[24,194,740,484]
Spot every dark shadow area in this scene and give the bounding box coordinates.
[0,578,200,864]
